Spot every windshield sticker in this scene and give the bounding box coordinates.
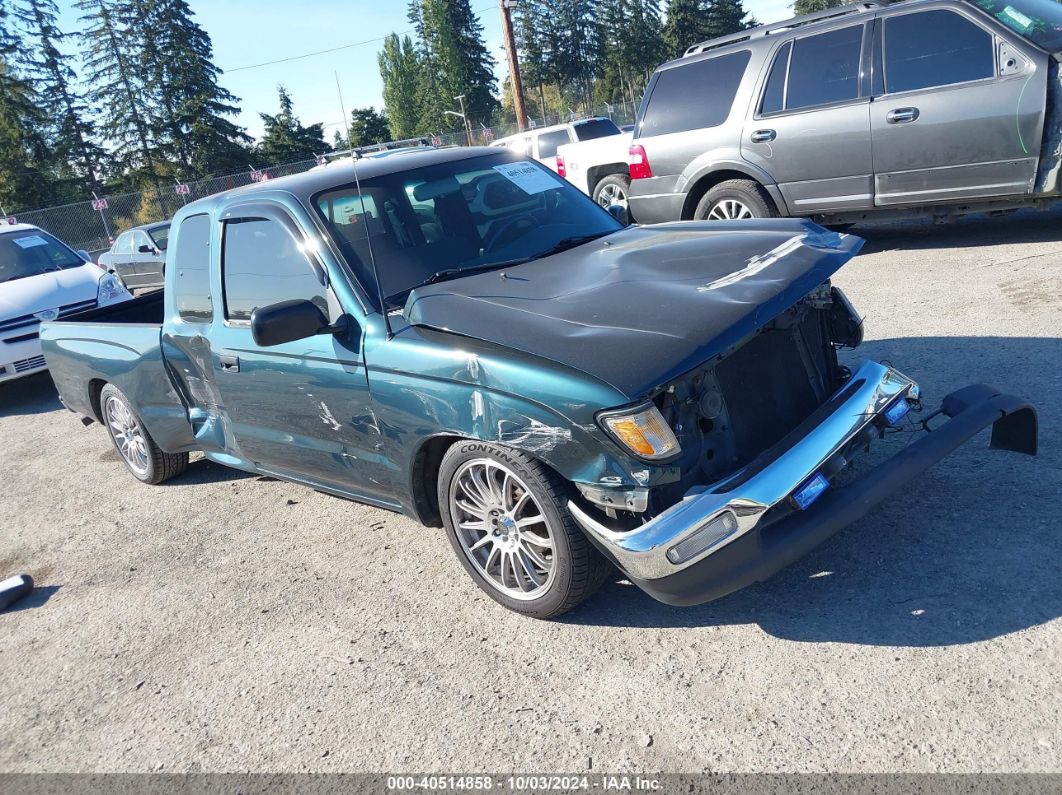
[1002,5,1034,30]
[12,235,49,249]
[493,162,558,195]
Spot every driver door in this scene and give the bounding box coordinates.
[207,203,391,504]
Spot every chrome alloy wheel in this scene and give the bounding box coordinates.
[707,198,755,220]
[104,395,149,476]
[449,459,556,600]
[596,181,628,207]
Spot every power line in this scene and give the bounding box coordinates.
[223,3,497,74]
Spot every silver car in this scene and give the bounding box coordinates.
[628,0,1062,225]
[97,222,170,290]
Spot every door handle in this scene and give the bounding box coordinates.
[886,107,920,124]
[750,129,777,143]
[219,354,240,373]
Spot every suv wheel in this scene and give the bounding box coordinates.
[695,179,777,221]
[438,440,612,619]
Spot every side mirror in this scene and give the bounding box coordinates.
[77,249,91,263]
[251,299,331,347]
[607,203,630,226]
[137,244,154,254]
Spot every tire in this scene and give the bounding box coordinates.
[99,383,189,485]
[592,173,630,208]
[437,440,612,619]
[694,179,777,221]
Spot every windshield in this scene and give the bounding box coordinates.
[149,225,170,251]
[0,229,85,284]
[970,0,1062,50]
[313,152,623,306]
[574,118,621,141]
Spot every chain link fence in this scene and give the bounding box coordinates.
[2,102,638,259]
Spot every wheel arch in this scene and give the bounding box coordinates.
[586,163,629,196]
[680,164,787,220]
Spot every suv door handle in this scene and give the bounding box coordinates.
[886,107,920,124]
[219,354,240,373]
[750,129,776,143]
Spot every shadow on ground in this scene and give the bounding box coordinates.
[567,335,1061,646]
[3,585,60,613]
[854,202,1062,254]
[0,372,62,417]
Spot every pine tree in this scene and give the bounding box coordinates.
[378,33,421,139]
[598,0,664,110]
[513,0,554,121]
[0,3,53,210]
[13,0,103,192]
[794,0,842,15]
[663,0,753,57]
[349,107,390,147]
[411,0,499,131]
[141,0,251,176]
[548,0,602,113]
[702,0,755,40]
[256,86,328,164]
[76,0,159,179]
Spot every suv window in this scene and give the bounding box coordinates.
[173,214,212,323]
[641,50,751,136]
[884,10,994,94]
[535,129,572,159]
[760,41,792,114]
[785,25,864,111]
[222,217,327,323]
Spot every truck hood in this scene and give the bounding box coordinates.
[404,220,863,400]
[0,263,102,321]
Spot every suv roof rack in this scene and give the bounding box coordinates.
[683,1,883,56]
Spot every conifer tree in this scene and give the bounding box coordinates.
[378,33,422,139]
[256,85,327,164]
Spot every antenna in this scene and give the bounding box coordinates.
[335,71,392,339]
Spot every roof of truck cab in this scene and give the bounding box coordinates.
[180,146,503,216]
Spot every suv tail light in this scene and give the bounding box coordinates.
[555,155,566,178]
[628,145,652,180]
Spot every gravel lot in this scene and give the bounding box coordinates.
[1,209,1059,774]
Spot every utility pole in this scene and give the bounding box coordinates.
[499,0,529,131]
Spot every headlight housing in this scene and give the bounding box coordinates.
[97,271,131,306]
[598,404,680,461]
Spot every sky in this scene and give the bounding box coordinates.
[54,0,797,141]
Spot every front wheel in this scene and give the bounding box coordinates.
[438,441,612,619]
[694,179,777,221]
[100,383,188,484]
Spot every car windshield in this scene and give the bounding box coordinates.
[0,229,84,284]
[149,225,170,251]
[573,118,621,141]
[969,0,1062,50]
[313,152,624,307]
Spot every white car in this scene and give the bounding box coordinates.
[491,118,622,174]
[0,223,131,384]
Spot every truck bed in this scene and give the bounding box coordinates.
[39,289,197,452]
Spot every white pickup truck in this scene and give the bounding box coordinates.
[493,118,633,209]
[556,131,633,210]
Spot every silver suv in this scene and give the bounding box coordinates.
[627,0,1062,225]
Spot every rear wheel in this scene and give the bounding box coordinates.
[438,440,612,619]
[592,173,630,208]
[695,179,777,221]
[100,383,188,484]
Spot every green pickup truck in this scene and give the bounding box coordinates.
[40,147,1037,619]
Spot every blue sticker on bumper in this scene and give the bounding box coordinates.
[792,472,830,511]
[884,397,911,426]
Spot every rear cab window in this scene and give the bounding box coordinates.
[573,119,621,141]
[535,129,573,159]
[173,214,213,323]
[639,50,752,136]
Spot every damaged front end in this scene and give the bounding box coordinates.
[567,288,1038,606]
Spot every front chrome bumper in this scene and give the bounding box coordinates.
[569,360,1037,599]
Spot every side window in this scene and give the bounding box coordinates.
[133,231,151,253]
[222,217,328,323]
[173,214,213,323]
[883,10,994,94]
[640,50,752,136]
[760,41,792,114]
[786,25,864,110]
[535,129,572,160]
[113,233,132,254]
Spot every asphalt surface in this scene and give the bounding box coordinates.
[1,209,1059,774]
